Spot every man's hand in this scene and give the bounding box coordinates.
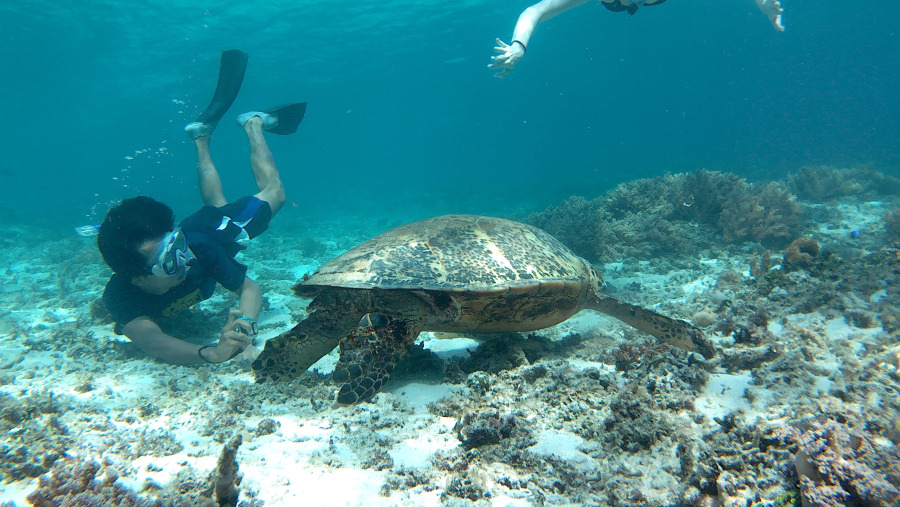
[207,309,252,362]
[489,38,526,78]
[756,0,784,32]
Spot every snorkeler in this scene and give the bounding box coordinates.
[97,50,307,365]
[489,0,785,78]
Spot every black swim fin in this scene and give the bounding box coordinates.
[264,102,307,135]
[195,50,249,125]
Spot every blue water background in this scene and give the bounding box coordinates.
[1,0,898,229]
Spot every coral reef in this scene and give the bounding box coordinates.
[785,165,900,202]
[527,195,604,261]
[747,244,899,332]
[782,238,821,272]
[717,181,802,248]
[22,436,255,507]
[0,391,70,482]
[612,339,670,372]
[528,169,807,262]
[750,249,774,279]
[25,456,181,507]
[770,420,900,506]
[211,435,243,507]
[884,208,900,242]
[456,332,584,375]
[3,171,898,506]
[601,383,673,452]
[453,408,529,449]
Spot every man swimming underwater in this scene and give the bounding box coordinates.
[97,50,306,365]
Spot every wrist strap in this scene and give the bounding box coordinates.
[198,345,215,363]
[512,40,527,53]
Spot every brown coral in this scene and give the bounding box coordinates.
[786,165,900,202]
[718,181,803,248]
[884,209,900,242]
[26,456,171,507]
[782,238,820,272]
[773,420,900,507]
[211,434,243,507]
[528,170,808,262]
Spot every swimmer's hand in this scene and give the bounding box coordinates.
[489,38,526,78]
[208,309,252,362]
[755,0,784,31]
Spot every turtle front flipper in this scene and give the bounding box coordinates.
[253,287,372,384]
[590,296,716,359]
[333,313,421,405]
[252,326,344,383]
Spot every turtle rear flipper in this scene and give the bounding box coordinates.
[334,313,421,405]
[591,296,716,359]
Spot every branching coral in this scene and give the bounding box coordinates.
[674,169,747,223]
[603,174,683,219]
[528,195,605,261]
[718,181,803,248]
[528,169,808,262]
[26,456,169,507]
[786,165,900,202]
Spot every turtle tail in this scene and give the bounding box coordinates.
[590,296,716,359]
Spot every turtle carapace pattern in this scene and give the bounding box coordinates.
[252,215,714,404]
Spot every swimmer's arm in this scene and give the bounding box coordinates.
[491,0,587,77]
[122,315,250,364]
[513,0,587,48]
[237,276,261,322]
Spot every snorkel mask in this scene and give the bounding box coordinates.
[150,228,195,278]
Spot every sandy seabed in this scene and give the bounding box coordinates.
[1,197,898,507]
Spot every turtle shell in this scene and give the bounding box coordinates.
[300,215,595,292]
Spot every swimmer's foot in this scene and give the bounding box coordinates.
[756,0,784,31]
[236,112,277,130]
[236,103,307,135]
[185,121,217,140]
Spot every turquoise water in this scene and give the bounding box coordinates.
[2,0,897,227]
[2,3,900,504]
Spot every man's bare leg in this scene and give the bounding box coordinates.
[195,135,227,207]
[243,117,286,215]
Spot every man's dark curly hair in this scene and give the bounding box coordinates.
[97,196,175,276]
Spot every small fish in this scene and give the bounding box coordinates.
[850,230,860,238]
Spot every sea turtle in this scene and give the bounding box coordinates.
[252,215,715,404]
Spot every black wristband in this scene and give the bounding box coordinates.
[512,40,527,53]
[198,345,215,363]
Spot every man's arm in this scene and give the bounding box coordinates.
[238,276,261,322]
[490,0,587,77]
[122,312,251,365]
